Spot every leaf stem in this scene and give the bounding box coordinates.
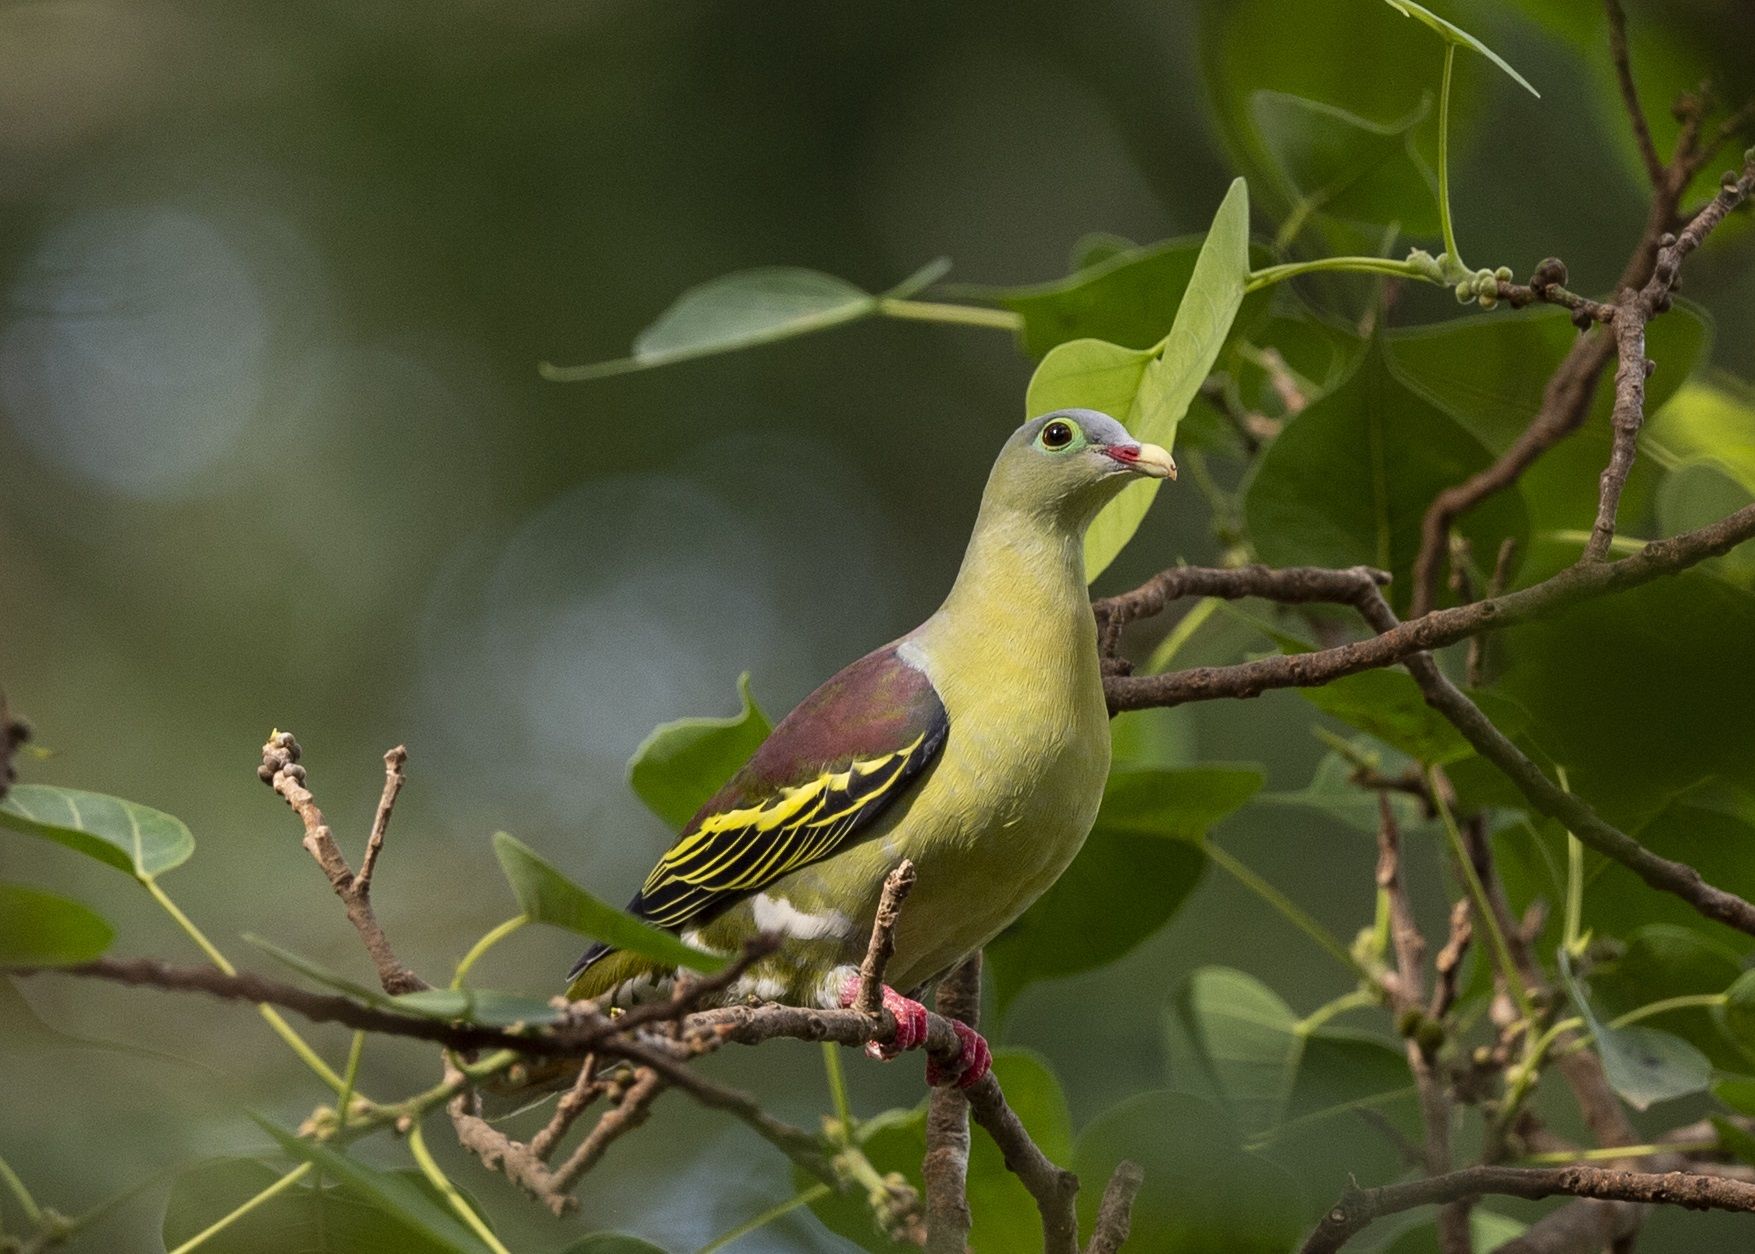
[1606,993,1727,1030]
[696,1183,832,1254]
[164,1161,314,1254]
[1522,1140,1718,1165]
[874,299,1022,331]
[142,876,347,1094]
[1427,770,1536,1024]
[0,1155,43,1228]
[821,1042,853,1141]
[450,917,527,989]
[1205,842,1376,984]
[1438,42,1463,269]
[336,1031,368,1132]
[1244,256,1429,293]
[406,1123,512,1254]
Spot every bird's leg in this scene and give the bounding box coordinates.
[838,976,991,1088]
[841,976,929,1059]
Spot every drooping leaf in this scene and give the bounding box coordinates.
[541,261,943,381]
[1079,178,1251,582]
[1380,0,1539,96]
[987,767,1263,1016]
[0,784,194,880]
[1242,343,1530,612]
[162,1158,475,1254]
[1561,956,1711,1111]
[0,883,113,966]
[627,673,770,829]
[254,1121,488,1254]
[491,832,726,973]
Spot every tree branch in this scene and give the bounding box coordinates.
[1101,498,1755,712]
[1605,0,1665,187]
[1299,1164,1755,1253]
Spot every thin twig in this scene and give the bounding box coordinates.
[1605,0,1665,186]
[1083,1162,1144,1254]
[259,732,426,994]
[855,860,917,1016]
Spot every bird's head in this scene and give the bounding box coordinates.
[982,408,1176,530]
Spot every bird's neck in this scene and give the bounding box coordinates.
[922,503,1095,672]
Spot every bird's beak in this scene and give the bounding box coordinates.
[1105,442,1178,480]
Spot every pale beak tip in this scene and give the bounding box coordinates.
[1135,442,1177,481]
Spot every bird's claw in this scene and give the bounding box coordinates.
[841,978,929,1060]
[927,1019,991,1089]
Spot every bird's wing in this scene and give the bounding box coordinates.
[569,641,947,982]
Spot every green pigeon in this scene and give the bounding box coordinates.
[569,409,1176,1087]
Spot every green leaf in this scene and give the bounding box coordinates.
[1593,925,1745,1070]
[245,933,570,1026]
[1164,967,1302,1136]
[1713,1116,1755,1169]
[253,1121,487,1253]
[162,1158,475,1254]
[1715,1076,1755,1118]
[541,261,942,381]
[1302,670,1471,765]
[1382,1209,1527,1254]
[1260,1030,1419,1204]
[492,832,726,974]
[1252,92,1438,238]
[1648,376,1755,492]
[627,673,770,829]
[987,767,1263,1016]
[1255,742,1428,836]
[1381,0,1540,96]
[1561,957,1711,1111]
[1242,342,1530,613]
[1073,1090,1304,1252]
[0,784,194,880]
[0,882,113,965]
[1722,971,1755,1063]
[1081,178,1252,582]
[1301,670,1524,767]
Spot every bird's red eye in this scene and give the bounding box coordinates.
[1041,421,1074,449]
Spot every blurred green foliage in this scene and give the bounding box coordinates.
[4,0,1755,1251]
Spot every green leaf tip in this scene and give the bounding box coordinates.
[1382,0,1540,97]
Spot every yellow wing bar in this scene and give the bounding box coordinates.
[635,734,929,928]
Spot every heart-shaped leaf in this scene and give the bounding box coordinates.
[627,673,770,829]
[0,785,194,881]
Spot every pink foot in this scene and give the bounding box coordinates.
[927,1019,992,1089]
[840,976,929,1060]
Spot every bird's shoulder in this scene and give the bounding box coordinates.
[686,638,948,827]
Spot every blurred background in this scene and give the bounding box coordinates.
[2,0,1752,1250]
